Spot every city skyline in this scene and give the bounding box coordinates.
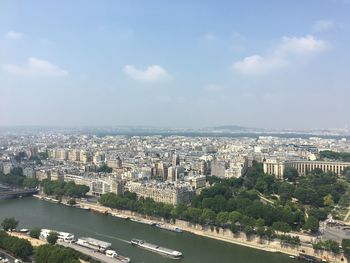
[1,0,350,129]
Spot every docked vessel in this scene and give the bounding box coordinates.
[105,249,131,263]
[76,237,131,262]
[297,253,327,262]
[111,213,130,220]
[130,239,182,259]
[155,223,183,233]
[44,197,60,203]
[75,237,112,252]
[40,229,75,243]
[77,205,91,211]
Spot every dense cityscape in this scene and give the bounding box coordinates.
[1,130,350,262]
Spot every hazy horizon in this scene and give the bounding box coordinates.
[1,1,350,129]
[0,124,349,132]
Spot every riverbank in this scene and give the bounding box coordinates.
[8,231,46,246]
[33,195,347,263]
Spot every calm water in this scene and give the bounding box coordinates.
[0,198,294,263]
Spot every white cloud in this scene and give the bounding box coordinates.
[233,55,287,75]
[312,19,335,32]
[6,30,24,39]
[123,64,171,81]
[2,57,68,77]
[279,35,328,54]
[233,35,328,75]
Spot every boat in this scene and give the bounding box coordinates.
[105,249,131,263]
[77,206,90,211]
[112,213,130,220]
[32,194,43,200]
[130,217,141,223]
[155,223,183,233]
[44,197,60,203]
[76,237,130,262]
[128,217,156,225]
[297,253,325,263]
[130,239,182,259]
[40,229,75,243]
[75,237,112,252]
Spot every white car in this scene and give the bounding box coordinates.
[2,258,9,263]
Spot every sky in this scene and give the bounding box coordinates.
[0,0,350,129]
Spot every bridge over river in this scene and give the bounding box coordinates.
[0,188,39,200]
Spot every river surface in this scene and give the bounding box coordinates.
[0,198,295,263]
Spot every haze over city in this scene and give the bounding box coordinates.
[1,0,350,129]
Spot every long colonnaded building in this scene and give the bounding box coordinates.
[263,159,350,179]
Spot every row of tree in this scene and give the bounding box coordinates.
[0,167,39,188]
[0,231,33,261]
[320,150,350,162]
[41,179,89,198]
[310,238,350,258]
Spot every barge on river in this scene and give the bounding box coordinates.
[130,238,182,259]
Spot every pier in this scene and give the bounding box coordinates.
[58,241,128,263]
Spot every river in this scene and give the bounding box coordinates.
[0,198,295,263]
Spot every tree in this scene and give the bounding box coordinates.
[272,221,291,233]
[323,194,334,207]
[29,228,41,239]
[216,212,229,227]
[97,164,112,173]
[313,240,340,254]
[243,225,255,240]
[256,226,265,238]
[283,167,299,182]
[0,231,33,260]
[255,218,265,228]
[343,167,350,181]
[230,223,239,234]
[47,231,59,245]
[265,227,275,241]
[11,238,33,260]
[1,217,18,231]
[327,240,340,254]
[304,216,319,234]
[201,208,216,225]
[67,199,77,205]
[34,244,81,263]
[342,239,350,258]
[10,167,23,177]
[23,178,40,188]
[229,211,242,223]
[187,208,203,224]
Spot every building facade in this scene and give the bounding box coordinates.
[126,181,194,205]
[264,159,350,178]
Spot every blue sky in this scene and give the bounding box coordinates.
[1,0,350,129]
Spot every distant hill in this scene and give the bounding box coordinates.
[209,125,261,132]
